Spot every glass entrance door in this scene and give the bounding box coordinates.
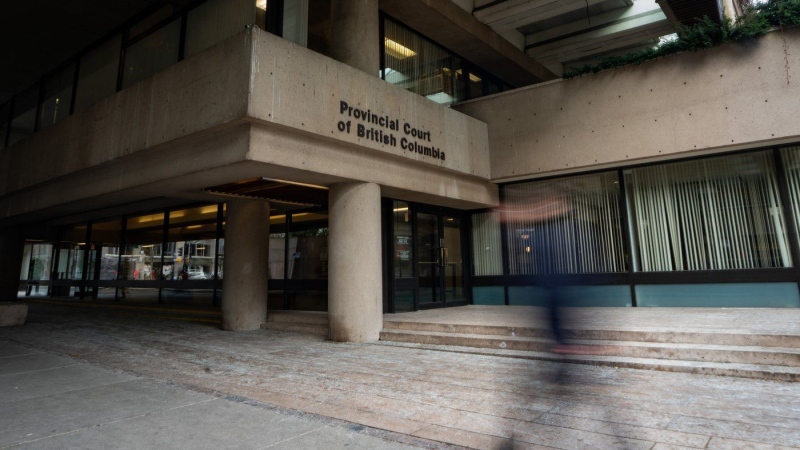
[386,200,469,312]
[414,207,467,309]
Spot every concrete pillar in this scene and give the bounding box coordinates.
[221,199,270,331]
[330,0,380,75]
[0,230,25,302]
[328,182,383,342]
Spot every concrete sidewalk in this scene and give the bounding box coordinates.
[2,303,800,449]
[0,341,428,449]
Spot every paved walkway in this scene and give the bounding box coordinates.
[1,304,800,449]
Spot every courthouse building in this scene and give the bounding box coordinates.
[1,0,799,340]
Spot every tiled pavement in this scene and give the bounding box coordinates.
[1,303,799,449]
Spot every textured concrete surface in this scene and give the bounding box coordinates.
[0,340,426,449]
[2,303,800,449]
[0,302,26,326]
[456,27,800,182]
[328,182,383,342]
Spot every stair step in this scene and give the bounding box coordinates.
[382,320,800,348]
[266,310,329,325]
[371,340,800,382]
[261,321,329,336]
[379,329,800,366]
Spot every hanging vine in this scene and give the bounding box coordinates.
[562,0,800,80]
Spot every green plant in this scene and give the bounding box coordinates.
[563,0,800,79]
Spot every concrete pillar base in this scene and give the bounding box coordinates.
[0,303,28,326]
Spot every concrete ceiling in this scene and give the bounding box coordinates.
[470,0,681,76]
[0,0,190,104]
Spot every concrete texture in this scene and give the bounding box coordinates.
[331,0,379,75]
[221,198,270,331]
[455,28,800,182]
[0,302,26,326]
[328,182,383,342]
[0,26,498,228]
[0,340,420,450]
[2,303,800,449]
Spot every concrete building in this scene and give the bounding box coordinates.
[1,0,799,340]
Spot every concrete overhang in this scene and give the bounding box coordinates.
[0,27,498,228]
[380,0,558,86]
[656,0,724,26]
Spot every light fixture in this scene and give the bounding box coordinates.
[256,0,267,11]
[393,207,408,212]
[385,38,417,59]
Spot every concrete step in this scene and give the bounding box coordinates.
[379,329,800,367]
[260,321,329,336]
[382,320,800,348]
[371,340,800,382]
[266,310,329,325]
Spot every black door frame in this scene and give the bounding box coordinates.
[383,199,471,313]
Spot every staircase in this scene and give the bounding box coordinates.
[378,319,800,382]
[261,310,329,336]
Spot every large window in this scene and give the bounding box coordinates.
[626,151,791,271]
[504,172,626,275]
[74,34,122,113]
[185,0,257,58]
[38,63,76,131]
[381,16,510,105]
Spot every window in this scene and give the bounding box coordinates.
[185,0,256,58]
[122,18,181,89]
[504,172,626,275]
[626,151,791,271]
[39,63,76,130]
[74,34,122,112]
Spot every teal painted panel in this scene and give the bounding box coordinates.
[472,286,505,305]
[636,283,800,307]
[560,285,632,307]
[509,285,631,307]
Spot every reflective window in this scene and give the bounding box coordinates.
[124,212,165,281]
[383,17,465,105]
[39,63,76,130]
[288,212,328,280]
[393,201,413,278]
[185,0,256,58]
[8,85,39,146]
[122,18,181,89]
[75,34,122,112]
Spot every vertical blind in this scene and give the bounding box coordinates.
[780,146,800,236]
[628,151,791,271]
[503,172,625,275]
[472,212,503,276]
[383,17,464,105]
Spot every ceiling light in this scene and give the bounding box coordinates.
[385,38,417,59]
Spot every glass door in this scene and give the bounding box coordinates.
[415,207,467,308]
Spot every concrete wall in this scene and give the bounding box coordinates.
[0,27,498,226]
[0,31,252,197]
[247,28,492,180]
[455,28,800,182]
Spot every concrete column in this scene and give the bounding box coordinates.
[221,199,270,331]
[328,182,383,342]
[330,0,380,75]
[0,230,25,302]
